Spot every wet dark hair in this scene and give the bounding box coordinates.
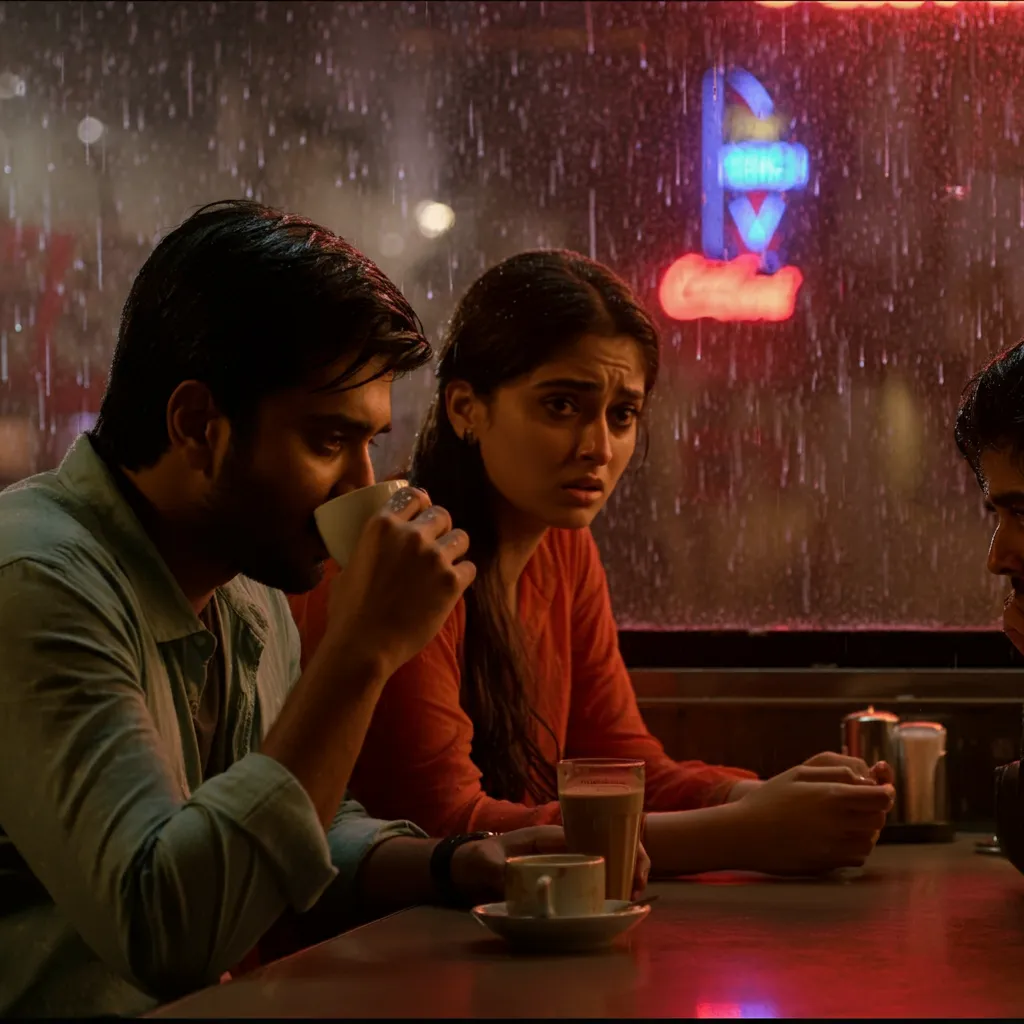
[93,199,429,470]
[410,249,660,804]
[955,338,1024,477]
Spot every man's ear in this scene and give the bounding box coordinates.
[166,380,229,477]
[445,379,484,441]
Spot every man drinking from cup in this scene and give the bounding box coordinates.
[0,201,585,1018]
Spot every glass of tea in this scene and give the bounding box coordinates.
[557,758,645,901]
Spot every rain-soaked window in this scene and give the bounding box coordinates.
[0,0,1015,630]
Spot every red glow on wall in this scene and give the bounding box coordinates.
[0,224,98,418]
[757,1,1010,9]
[658,253,803,323]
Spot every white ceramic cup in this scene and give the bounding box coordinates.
[313,479,409,568]
[504,853,606,919]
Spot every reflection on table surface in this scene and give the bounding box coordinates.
[152,835,1024,1019]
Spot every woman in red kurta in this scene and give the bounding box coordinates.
[292,527,749,834]
[292,251,893,876]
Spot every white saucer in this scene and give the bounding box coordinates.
[470,900,651,953]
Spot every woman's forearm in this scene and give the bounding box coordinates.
[643,802,753,876]
[725,778,763,802]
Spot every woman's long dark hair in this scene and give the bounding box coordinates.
[410,250,661,804]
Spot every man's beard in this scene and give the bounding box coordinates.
[205,443,325,595]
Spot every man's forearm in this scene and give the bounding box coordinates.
[254,836,443,962]
[354,837,442,913]
[261,640,391,828]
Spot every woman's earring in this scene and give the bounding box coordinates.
[462,429,477,447]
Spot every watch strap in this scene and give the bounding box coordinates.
[429,831,496,907]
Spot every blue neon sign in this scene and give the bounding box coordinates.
[720,142,809,192]
[702,67,809,268]
[728,193,786,253]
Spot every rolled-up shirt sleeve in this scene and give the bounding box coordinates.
[324,798,427,891]
[0,558,337,1002]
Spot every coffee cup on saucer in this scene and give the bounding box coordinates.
[314,479,408,568]
[505,853,605,919]
[472,853,651,952]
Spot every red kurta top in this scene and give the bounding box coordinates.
[288,527,755,836]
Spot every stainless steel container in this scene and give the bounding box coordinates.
[841,709,950,830]
[841,706,900,767]
[842,707,902,823]
[896,721,948,825]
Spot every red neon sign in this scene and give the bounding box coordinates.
[758,2,1010,8]
[658,253,803,322]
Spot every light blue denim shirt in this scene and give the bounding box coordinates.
[0,435,424,1017]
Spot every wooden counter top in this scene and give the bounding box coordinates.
[152,835,1024,1019]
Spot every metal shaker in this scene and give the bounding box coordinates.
[895,721,948,825]
[842,707,902,823]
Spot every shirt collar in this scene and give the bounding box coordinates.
[57,434,268,645]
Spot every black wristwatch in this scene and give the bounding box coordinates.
[429,831,496,907]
